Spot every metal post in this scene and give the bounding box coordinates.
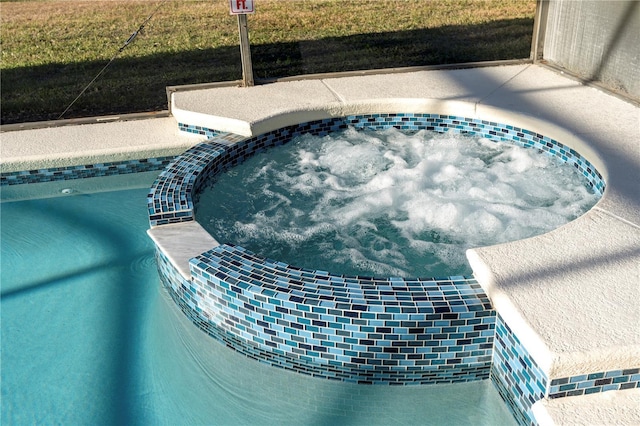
[531,0,550,62]
[237,14,254,87]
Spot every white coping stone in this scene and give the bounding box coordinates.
[531,389,640,426]
[147,221,219,280]
[321,64,531,103]
[467,208,640,378]
[170,65,532,137]
[171,79,343,136]
[1,116,197,173]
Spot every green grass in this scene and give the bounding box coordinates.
[1,0,536,124]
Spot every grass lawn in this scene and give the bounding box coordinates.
[1,0,536,124]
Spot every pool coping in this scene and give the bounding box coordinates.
[2,63,638,424]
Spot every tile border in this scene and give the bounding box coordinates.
[1,157,172,186]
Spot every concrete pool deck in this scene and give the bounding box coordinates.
[2,63,639,424]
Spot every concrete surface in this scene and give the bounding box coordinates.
[147,221,220,280]
[2,63,638,424]
[1,116,197,173]
[532,388,640,426]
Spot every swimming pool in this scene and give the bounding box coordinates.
[4,63,637,425]
[0,174,515,425]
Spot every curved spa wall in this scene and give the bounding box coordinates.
[147,114,605,390]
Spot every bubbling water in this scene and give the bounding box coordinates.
[196,127,600,278]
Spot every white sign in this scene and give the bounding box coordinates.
[230,0,254,15]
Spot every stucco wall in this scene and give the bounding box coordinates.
[543,0,640,100]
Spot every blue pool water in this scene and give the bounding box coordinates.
[1,175,515,425]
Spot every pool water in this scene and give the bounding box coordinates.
[1,175,515,425]
[196,127,600,278]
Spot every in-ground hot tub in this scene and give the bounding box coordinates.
[147,111,605,389]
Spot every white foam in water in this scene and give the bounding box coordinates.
[196,127,600,278]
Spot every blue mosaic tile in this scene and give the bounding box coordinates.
[178,122,220,139]
[490,314,639,425]
[548,368,640,398]
[154,243,495,384]
[1,157,172,186]
[490,315,547,426]
[147,142,229,226]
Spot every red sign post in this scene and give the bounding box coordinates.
[229,0,255,86]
